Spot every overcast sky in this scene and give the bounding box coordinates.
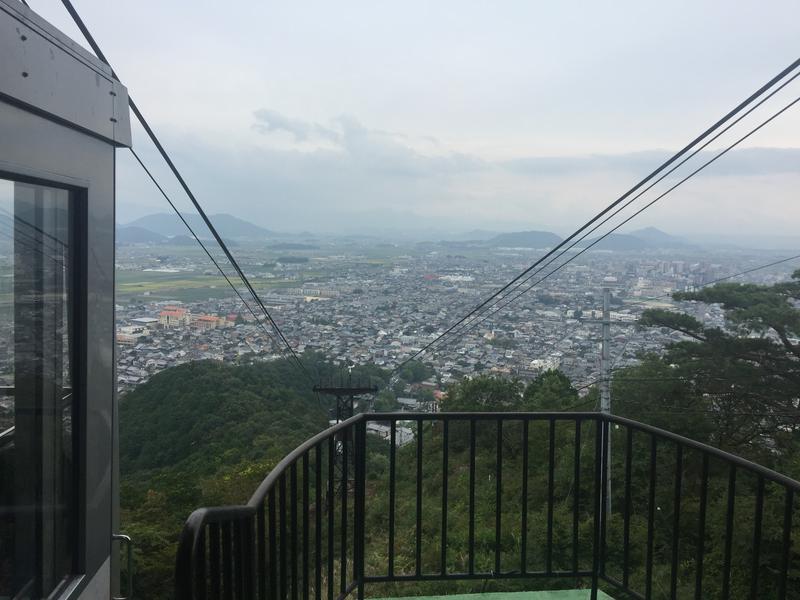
[34,1,800,237]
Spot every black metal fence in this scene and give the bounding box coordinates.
[175,412,800,600]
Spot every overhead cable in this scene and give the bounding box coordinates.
[391,58,800,373]
[427,70,800,352]
[58,0,313,384]
[397,89,800,372]
[129,148,284,352]
[623,252,800,307]
[461,100,800,342]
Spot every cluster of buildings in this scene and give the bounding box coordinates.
[115,300,280,390]
[116,307,234,347]
[112,240,793,399]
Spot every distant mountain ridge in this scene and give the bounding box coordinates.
[628,227,689,247]
[116,225,167,244]
[488,230,563,248]
[582,233,648,251]
[583,227,691,251]
[445,229,500,242]
[436,228,685,251]
[124,212,272,240]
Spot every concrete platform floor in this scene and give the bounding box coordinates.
[377,591,615,600]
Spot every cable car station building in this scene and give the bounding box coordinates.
[0,1,130,598]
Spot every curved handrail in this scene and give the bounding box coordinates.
[176,410,800,600]
[176,415,367,599]
[175,506,257,600]
[247,413,365,508]
[366,410,800,490]
[606,413,800,491]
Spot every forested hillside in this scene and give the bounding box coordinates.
[120,359,331,599]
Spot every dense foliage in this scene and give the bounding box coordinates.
[634,270,800,472]
[120,358,330,599]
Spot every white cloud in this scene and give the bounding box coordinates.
[117,109,800,238]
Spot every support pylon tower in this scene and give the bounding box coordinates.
[313,371,377,492]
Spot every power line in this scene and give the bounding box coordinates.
[58,0,313,384]
[518,253,800,364]
[574,379,603,394]
[47,0,800,390]
[610,338,632,371]
[564,395,598,411]
[390,58,800,374]
[0,208,68,249]
[620,409,800,418]
[401,91,800,368]
[615,398,800,418]
[129,148,283,352]
[429,93,800,357]
[623,252,800,307]
[611,375,777,383]
[509,252,800,402]
[529,321,584,361]
[425,69,800,356]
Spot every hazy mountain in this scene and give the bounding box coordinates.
[269,242,319,250]
[687,234,800,251]
[165,234,202,246]
[628,227,689,248]
[489,230,563,248]
[583,233,649,251]
[443,229,500,242]
[126,212,272,240]
[582,228,696,251]
[116,225,167,244]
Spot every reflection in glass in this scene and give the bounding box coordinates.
[0,178,77,598]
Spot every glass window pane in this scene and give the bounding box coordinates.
[0,177,78,598]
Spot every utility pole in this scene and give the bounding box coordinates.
[600,287,611,415]
[600,287,612,514]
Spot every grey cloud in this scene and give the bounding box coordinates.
[504,151,669,176]
[119,114,800,237]
[252,108,341,143]
[253,109,485,178]
[250,108,800,181]
[503,148,800,178]
[699,147,800,176]
[333,114,484,177]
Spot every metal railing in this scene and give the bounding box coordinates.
[175,412,800,600]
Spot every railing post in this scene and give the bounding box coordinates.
[600,419,609,579]
[591,417,604,600]
[175,510,212,600]
[354,419,367,600]
[240,515,256,600]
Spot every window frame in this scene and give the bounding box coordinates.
[0,170,87,599]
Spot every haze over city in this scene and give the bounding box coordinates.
[29,0,800,237]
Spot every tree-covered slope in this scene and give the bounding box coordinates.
[120,359,330,599]
[121,360,325,476]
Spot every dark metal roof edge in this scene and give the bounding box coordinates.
[0,0,132,147]
[0,0,114,80]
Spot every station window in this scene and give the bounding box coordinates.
[0,176,81,599]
